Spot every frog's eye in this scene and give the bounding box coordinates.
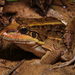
[19,27,28,34]
[30,32,38,38]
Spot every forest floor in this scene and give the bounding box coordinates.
[0,0,75,75]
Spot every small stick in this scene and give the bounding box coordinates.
[4,59,25,75]
[0,66,11,69]
[52,56,75,69]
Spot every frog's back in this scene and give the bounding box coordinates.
[15,17,63,26]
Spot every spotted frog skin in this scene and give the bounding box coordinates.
[0,17,75,65]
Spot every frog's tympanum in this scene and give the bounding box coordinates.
[0,17,75,67]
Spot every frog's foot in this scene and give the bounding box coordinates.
[53,56,75,69]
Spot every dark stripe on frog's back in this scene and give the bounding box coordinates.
[15,17,62,26]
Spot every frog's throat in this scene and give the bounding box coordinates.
[2,32,45,45]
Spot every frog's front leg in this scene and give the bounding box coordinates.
[31,44,61,65]
[40,50,61,64]
[34,43,61,64]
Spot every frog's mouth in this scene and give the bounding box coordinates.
[2,32,45,45]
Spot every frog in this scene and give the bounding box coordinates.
[0,17,75,67]
[30,0,66,16]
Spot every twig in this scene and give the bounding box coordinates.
[0,15,6,26]
[0,66,11,69]
[4,59,25,75]
[52,56,75,70]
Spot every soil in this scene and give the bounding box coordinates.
[0,0,75,75]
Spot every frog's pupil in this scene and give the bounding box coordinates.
[19,28,28,34]
[32,32,36,38]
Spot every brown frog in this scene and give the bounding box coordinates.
[0,17,75,67]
